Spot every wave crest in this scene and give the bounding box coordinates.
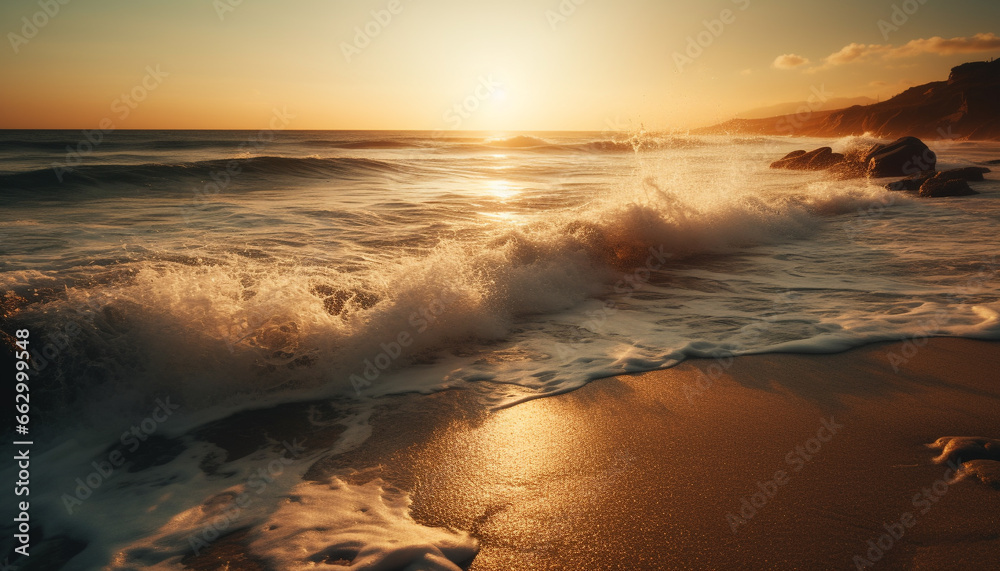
[3,171,899,431]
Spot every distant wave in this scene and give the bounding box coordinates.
[0,156,413,195]
[306,139,425,150]
[483,135,553,148]
[458,134,781,153]
[139,139,252,150]
[0,138,248,153]
[0,139,82,152]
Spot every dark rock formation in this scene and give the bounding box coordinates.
[771,136,936,179]
[935,166,989,182]
[698,58,1000,140]
[770,150,806,168]
[769,147,844,170]
[885,172,935,191]
[861,137,936,178]
[769,134,992,197]
[919,177,978,198]
[886,166,990,194]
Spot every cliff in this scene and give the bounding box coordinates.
[698,59,1000,140]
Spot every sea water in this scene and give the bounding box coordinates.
[1,130,998,568]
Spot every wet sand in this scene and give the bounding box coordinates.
[189,337,1000,570]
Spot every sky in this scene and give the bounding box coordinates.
[1,0,998,131]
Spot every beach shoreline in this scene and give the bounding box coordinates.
[181,336,1000,570]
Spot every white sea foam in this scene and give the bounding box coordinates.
[5,405,468,570]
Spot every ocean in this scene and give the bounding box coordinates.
[2,129,999,569]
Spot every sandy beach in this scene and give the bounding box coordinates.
[175,337,1000,570]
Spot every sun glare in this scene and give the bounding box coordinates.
[486,179,522,201]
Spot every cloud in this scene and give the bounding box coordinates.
[772,53,810,69]
[778,33,1000,74]
[821,33,1000,68]
[888,32,1000,58]
[825,42,877,66]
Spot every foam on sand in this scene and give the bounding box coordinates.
[69,446,477,569]
[247,477,479,570]
[927,436,1000,487]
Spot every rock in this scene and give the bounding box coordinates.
[770,137,936,179]
[770,147,845,170]
[863,136,935,178]
[948,60,995,84]
[919,176,978,198]
[885,171,935,191]
[885,167,989,191]
[808,148,845,170]
[935,166,990,182]
[769,150,806,168]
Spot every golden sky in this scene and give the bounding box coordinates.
[1,0,998,130]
